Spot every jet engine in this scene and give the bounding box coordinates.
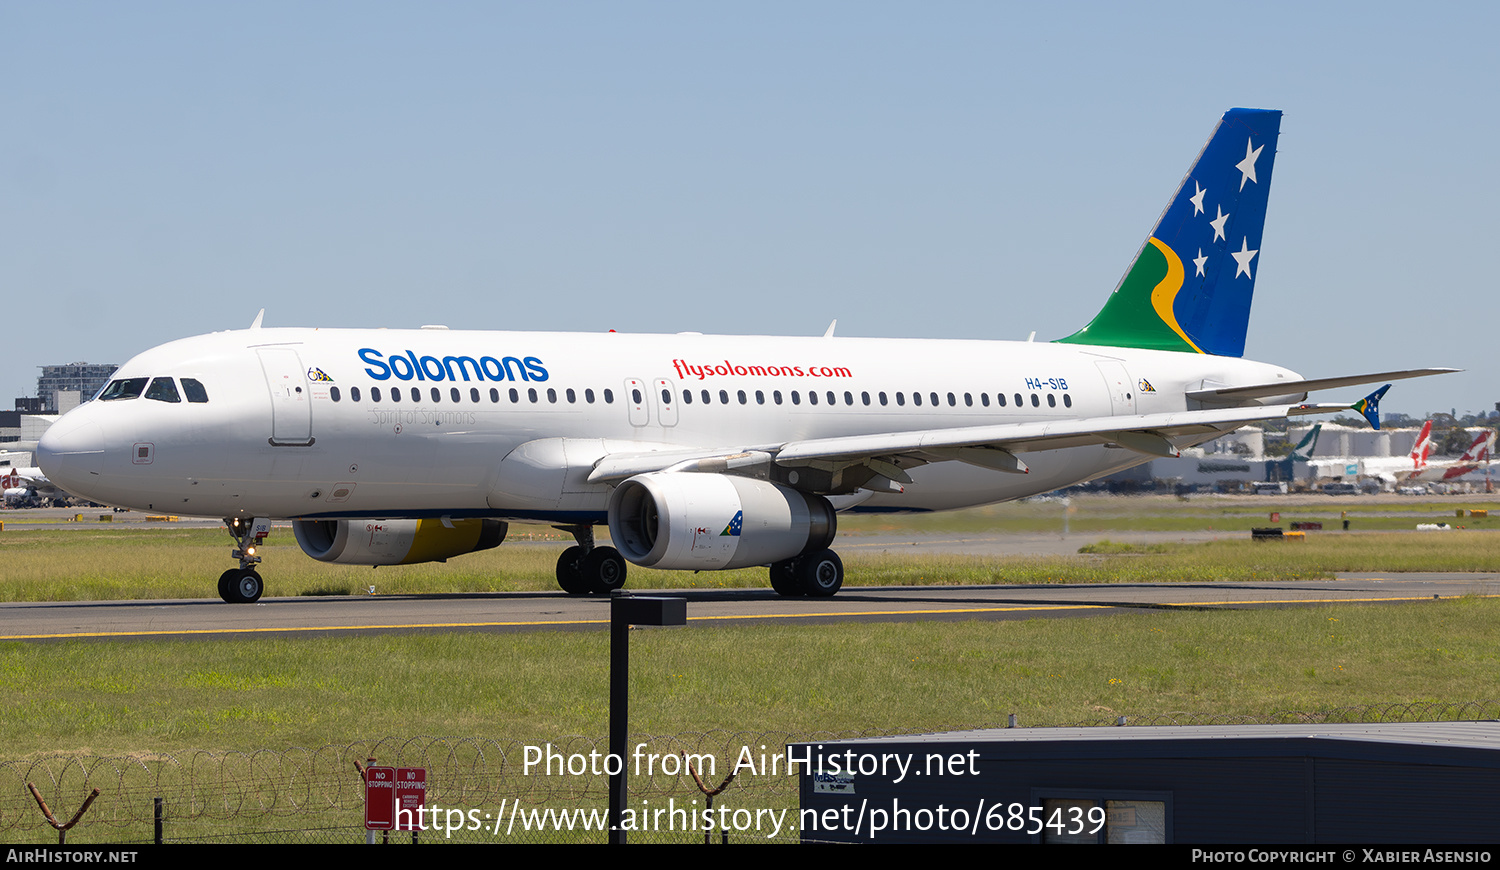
[607,473,835,571]
[292,518,508,566]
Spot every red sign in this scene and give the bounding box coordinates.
[395,768,427,831]
[364,766,396,830]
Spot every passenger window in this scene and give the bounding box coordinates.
[1031,393,1040,407]
[489,388,499,403]
[947,392,956,407]
[980,393,989,407]
[410,387,420,402]
[529,388,539,403]
[391,388,401,404]
[547,388,557,403]
[827,391,836,406]
[1014,393,1023,407]
[930,392,940,407]
[1047,393,1056,407]
[145,377,181,403]
[350,386,361,403]
[913,392,922,407]
[896,392,905,406]
[809,391,819,405]
[330,386,341,402]
[737,390,747,405]
[100,378,148,401]
[432,388,442,403]
[861,391,870,406]
[372,387,382,402]
[879,392,888,406]
[719,389,729,404]
[452,388,462,403]
[756,390,765,405]
[470,388,479,403]
[964,393,973,407]
[791,391,801,405]
[682,390,693,404]
[182,378,210,404]
[774,390,783,405]
[604,389,614,404]
[509,388,519,403]
[662,389,671,404]
[1064,394,1073,408]
[997,393,1006,407]
[702,390,711,404]
[585,389,595,404]
[566,388,576,403]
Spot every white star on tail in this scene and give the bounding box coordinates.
[1231,236,1259,278]
[1189,181,1206,215]
[1210,205,1230,242]
[1194,248,1208,276]
[1236,138,1264,191]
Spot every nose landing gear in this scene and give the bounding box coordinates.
[220,517,271,603]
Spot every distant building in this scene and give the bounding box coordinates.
[35,362,117,413]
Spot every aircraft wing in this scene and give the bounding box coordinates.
[589,401,1343,485]
[1186,368,1459,402]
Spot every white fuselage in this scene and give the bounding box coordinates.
[38,327,1299,522]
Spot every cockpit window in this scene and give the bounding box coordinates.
[181,378,210,403]
[99,378,148,401]
[145,377,182,403]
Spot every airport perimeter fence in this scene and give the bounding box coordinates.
[5,700,1499,845]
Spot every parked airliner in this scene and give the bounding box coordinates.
[37,108,1453,603]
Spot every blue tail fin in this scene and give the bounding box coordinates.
[1059,108,1282,357]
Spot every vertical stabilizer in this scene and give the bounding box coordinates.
[1059,108,1282,357]
[1410,421,1434,472]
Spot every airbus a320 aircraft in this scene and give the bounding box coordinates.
[38,108,1454,603]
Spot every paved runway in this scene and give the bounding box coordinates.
[2,572,1493,642]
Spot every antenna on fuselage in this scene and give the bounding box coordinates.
[823,319,837,338]
[249,309,265,330]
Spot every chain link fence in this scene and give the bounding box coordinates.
[5,701,1498,844]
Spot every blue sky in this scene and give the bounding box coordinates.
[3,2,1494,417]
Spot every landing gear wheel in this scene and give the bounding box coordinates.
[796,549,844,598]
[556,546,590,595]
[217,569,239,603]
[230,569,264,604]
[582,547,628,594]
[769,560,803,597]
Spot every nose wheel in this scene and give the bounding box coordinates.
[221,517,271,604]
[218,568,265,603]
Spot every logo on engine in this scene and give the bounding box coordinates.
[721,511,742,537]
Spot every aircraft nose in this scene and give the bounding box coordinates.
[38,413,106,494]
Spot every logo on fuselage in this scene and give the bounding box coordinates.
[358,348,549,383]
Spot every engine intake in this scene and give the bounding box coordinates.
[608,473,835,570]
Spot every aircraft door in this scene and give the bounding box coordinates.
[258,347,315,446]
[624,379,649,427]
[1095,360,1136,416]
[653,378,679,427]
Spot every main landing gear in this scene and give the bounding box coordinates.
[769,549,844,598]
[554,524,628,595]
[220,517,269,603]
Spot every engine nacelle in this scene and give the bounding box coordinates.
[293,518,507,566]
[608,473,835,570]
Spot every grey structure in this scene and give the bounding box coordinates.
[36,362,117,413]
[794,722,1500,843]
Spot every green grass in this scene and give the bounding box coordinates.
[1,598,1497,759]
[4,523,1500,600]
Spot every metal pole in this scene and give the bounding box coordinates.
[609,592,630,844]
